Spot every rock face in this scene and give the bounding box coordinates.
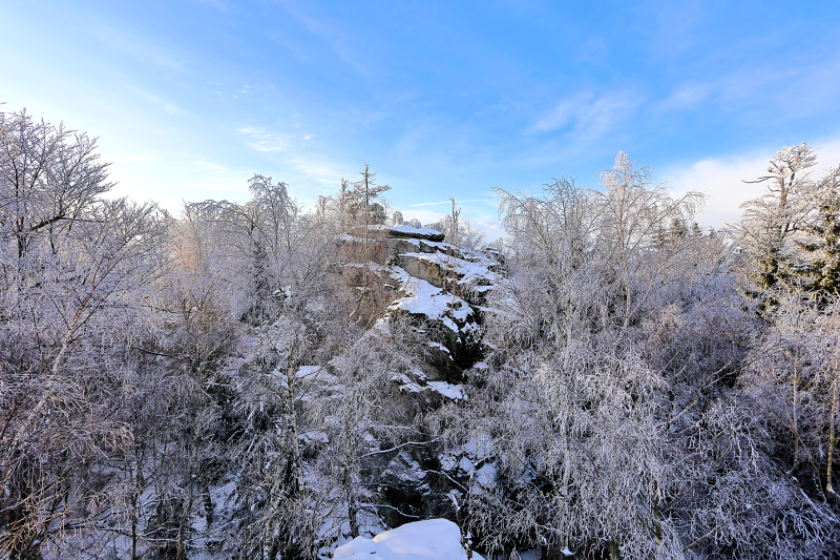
[386,266,482,375]
[339,224,503,382]
[331,226,506,543]
[365,225,501,381]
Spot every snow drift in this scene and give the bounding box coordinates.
[334,519,484,560]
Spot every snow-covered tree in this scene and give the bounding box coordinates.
[0,110,169,559]
[736,143,822,291]
[448,152,839,559]
[797,164,840,300]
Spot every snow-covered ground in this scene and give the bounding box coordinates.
[334,519,484,560]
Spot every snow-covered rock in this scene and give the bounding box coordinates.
[338,223,503,380]
[396,251,499,307]
[386,267,482,377]
[333,519,483,560]
[367,224,446,242]
[388,236,463,259]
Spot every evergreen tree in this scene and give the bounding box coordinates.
[352,162,390,225]
[736,143,820,290]
[797,165,840,301]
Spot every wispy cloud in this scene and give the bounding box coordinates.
[238,127,291,152]
[94,23,184,71]
[654,51,840,123]
[131,88,185,115]
[535,91,642,132]
[665,154,768,228]
[532,90,644,148]
[287,154,345,190]
[109,153,156,163]
[190,0,231,13]
[106,159,256,213]
[657,83,712,112]
[275,1,373,78]
[401,207,446,226]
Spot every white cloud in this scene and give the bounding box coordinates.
[664,138,840,229]
[475,218,503,236]
[664,156,767,228]
[653,51,840,124]
[278,154,356,207]
[400,198,502,241]
[105,157,257,213]
[289,157,343,187]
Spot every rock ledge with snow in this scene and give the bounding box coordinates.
[340,223,504,382]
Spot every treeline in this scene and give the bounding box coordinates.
[0,109,408,560]
[449,150,840,559]
[1,108,840,560]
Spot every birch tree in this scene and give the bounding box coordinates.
[453,153,839,559]
[0,110,168,558]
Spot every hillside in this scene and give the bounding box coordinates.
[3,109,840,560]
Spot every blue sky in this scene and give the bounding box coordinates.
[2,1,840,234]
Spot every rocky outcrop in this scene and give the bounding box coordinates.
[335,225,505,539]
[374,226,501,381]
[386,266,483,375]
[395,251,498,307]
[339,224,503,383]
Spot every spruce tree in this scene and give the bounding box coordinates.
[797,166,840,303]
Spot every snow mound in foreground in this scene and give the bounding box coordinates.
[334,519,484,560]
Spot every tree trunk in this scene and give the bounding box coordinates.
[827,359,839,494]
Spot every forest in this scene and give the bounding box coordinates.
[2,107,840,560]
